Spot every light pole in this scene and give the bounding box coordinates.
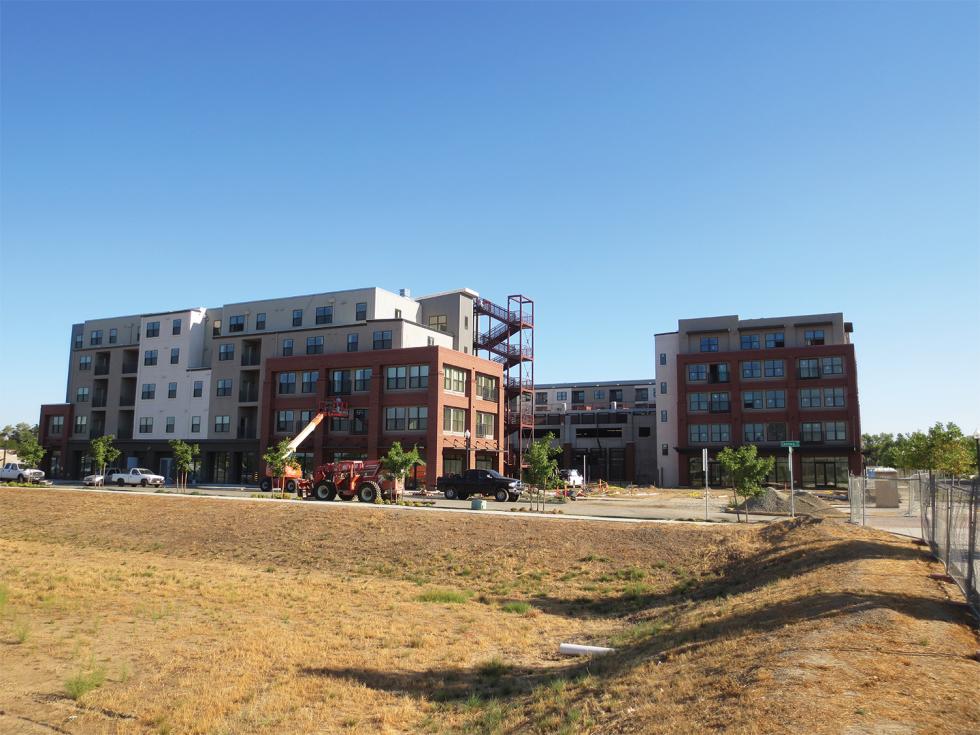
[973,429,980,473]
[1,431,7,466]
[464,429,471,471]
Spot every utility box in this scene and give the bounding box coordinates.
[869,467,900,508]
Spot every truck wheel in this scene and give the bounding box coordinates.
[141,479,148,487]
[444,487,457,500]
[259,477,272,492]
[358,482,379,503]
[17,474,25,483]
[314,482,335,501]
[285,479,297,493]
[494,488,509,503]
[117,478,125,487]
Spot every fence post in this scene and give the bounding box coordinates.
[930,472,937,551]
[944,477,953,568]
[967,478,978,610]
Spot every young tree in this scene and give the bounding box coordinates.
[925,422,973,477]
[89,434,121,478]
[380,441,424,502]
[717,445,775,523]
[262,439,300,492]
[525,432,561,490]
[862,432,895,467]
[15,431,45,469]
[169,439,200,492]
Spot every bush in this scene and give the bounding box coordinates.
[65,666,106,699]
[500,601,533,615]
[416,588,470,604]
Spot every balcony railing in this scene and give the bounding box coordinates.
[241,353,261,367]
[119,395,135,407]
[121,361,138,374]
[239,385,259,403]
[118,429,133,440]
[94,365,110,376]
[237,427,257,440]
[93,396,108,408]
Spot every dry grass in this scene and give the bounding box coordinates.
[0,487,977,734]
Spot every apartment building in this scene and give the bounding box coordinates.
[38,287,488,483]
[654,313,861,489]
[532,380,657,483]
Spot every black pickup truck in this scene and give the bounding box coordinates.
[436,469,523,502]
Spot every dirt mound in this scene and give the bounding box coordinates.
[741,487,844,517]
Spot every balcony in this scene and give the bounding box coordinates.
[118,428,133,440]
[93,396,108,408]
[237,426,257,440]
[94,365,110,376]
[241,353,261,367]
[239,385,259,403]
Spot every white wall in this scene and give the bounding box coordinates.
[654,332,680,487]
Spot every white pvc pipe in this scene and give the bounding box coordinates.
[559,643,615,656]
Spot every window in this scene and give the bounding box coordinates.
[536,391,548,405]
[476,411,495,438]
[610,389,623,402]
[76,386,90,402]
[821,356,843,375]
[386,366,407,389]
[90,330,103,346]
[633,388,647,402]
[395,309,402,319]
[331,415,350,432]
[282,339,293,357]
[428,337,435,346]
[108,328,117,344]
[347,333,358,352]
[275,410,295,433]
[306,336,324,355]
[804,328,825,346]
[801,422,823,442]
[661,442,668,455]
[638,426,651,437]
[229,315,245,332]
[688,364,707,382]
[292,309,303,327]
[410,365,430,389]
[444,366,467,393]
[799,388,821,408]
[766,422,787,441]
[688,424,708,443]
[385,407,407,430]
[212,319,222,337]
[688,393,708,412]
[172,318,182,335]
[216,343,233,361]
[50,416,64,434]
[74,333,83,349]
[301,370,319,394]
[823,387,845,407]
[316,306,332,325]
[138,417,152,434]
[765,390,786,409]
[256,313,266,330]
[214,415,230,433]
[744,423,765,442]
[352,408,369,434]
[556,391,568,401]
[300,409,314,426]
[73,415,88,434]
[572,390,585,404]
[79,355,92,371]
[825,421,847,441]
[709,363,730,383]
[170,347,180,364]
[655,382,664,396]
[765,332,784,348]
[165,416,175,433]
[660,410,668,423]
[191,416,201,433]
[594,390,605,400]
[354,368,372,391]
[798,358,819,379]
[373,330,392,349]
[741,334,760,350]
[476,374,497,401]
[278,372,297,394]
[743,391,764,409]
[216,379,232,397]
[444,407,466,433]
[330,369,351,395]
[193,380,203,398]
[700,336,719,352]
[709,424,730,443]
[356,302,368,321]
[764,359,785,378]
[168,382,178,399]
[408,406,428,430]
[659,353,667,366]
[428,314,448,332]
[141,383,155,400]
[146,321,160,338]
[709,392,730,412]
[144,349,158,366]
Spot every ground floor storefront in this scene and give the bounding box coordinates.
[679,447,860,489]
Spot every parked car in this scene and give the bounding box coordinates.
[436,469,523,502]
[109,467,165,487]
[83,473,105,486]
[0,462,45,483]
[559,469,584,487]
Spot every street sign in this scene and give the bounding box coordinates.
[780,441,800,448]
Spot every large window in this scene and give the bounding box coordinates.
[170,347,180,364]
[476,374,498,401]
[76,386,90,402]
[306,336,324,355]
[764,359,784,378]
[765,332,784,348]
[444,366,467,393]
[804,328,825,346]
[740,334,760,350]
[409,365,429,389]
[354,368,371,391]
[278,372,297,395]
[316,306,332,325]
[688,424,709,443]
[282,339,293,357]
[144,349,158,366]
[330,369,351,395]
[146,321,160,338]
[825,421,847,441]
[385,407,407,431]
[556,391,568,401]
[168,382,178,399]
[709,363,729,383]
[741,361,761,379]
[709,392,730,412]
[700,336,719,352]
[821,356,843,375]
[218,344,234,361]
[386,366,407,389]
[688,392,708,412]
[743,423,765,442]
[635,388,648,401]
[292,309,303,327]
[743,391,763,409]
[407,406,428,431]
[594,389,605,400]
[352,408,368,434]
[444,407,466,433]
[141,384,155,400]
[823,387,845,407]
[347,333,358,352]
[75,415,88,434]
[476,411,495,438]
[799,388,822,408]
[138,417,152,434]
[50,416,64,434]
[90,330,103,346]
[428,315,447,332]
[766,422,787,441]
[571,390,585,404]
[355,302,368,321]
[688,364,707,382]
[610,389,623,403]
[765,390,786,409]
[373,330,392,350]
[229,315,245,332]
[801,422,823,442]
[302,370,319,394]
[798,358,819,379]
[214,415,230,433]
[709,424,730,443]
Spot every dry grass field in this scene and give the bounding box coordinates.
[0,487,977,734]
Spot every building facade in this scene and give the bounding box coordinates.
[39,286,495,483]
[531,380,658,484]
[654,313,861,489]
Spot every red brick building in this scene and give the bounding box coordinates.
[261,345,505,480]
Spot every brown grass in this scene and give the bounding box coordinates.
[0,487,977,734]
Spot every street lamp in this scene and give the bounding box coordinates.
[972,429,980,473]
[464,429,471,471]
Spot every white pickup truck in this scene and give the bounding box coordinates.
[109,467,165,487]
[0,463,45,483]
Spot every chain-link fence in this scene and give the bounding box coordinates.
[847,472,925,525]
[920,474,979,618]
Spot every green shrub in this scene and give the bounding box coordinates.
[500,601,533,615]
[65,666,106,699]
[416,588,470,604]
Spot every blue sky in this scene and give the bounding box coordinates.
[1,1,977,435]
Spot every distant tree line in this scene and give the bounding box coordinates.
[862,422,977,476]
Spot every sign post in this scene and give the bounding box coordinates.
[781,441,800,518]
[702,447,709,521]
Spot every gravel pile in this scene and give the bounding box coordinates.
[741,487,843,517]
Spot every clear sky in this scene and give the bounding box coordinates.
[1,1,977,435]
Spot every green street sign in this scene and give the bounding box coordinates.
[780,441,800,448]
